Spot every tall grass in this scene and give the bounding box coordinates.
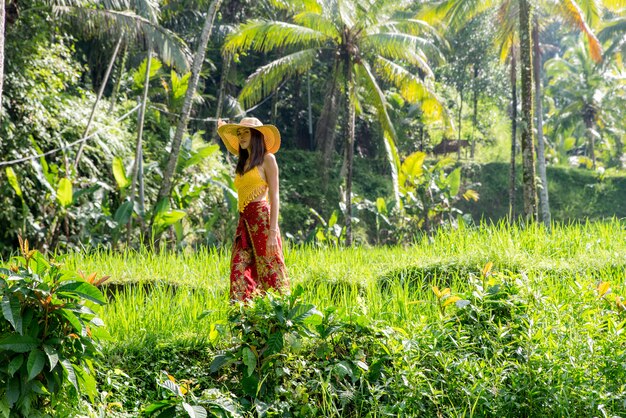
[51,220,626,416]
[60,220,626,346]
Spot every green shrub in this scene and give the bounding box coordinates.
[0,238,107,417]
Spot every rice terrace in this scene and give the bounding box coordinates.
[1,0,626,416]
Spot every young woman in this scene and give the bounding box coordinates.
[217,117,289,301]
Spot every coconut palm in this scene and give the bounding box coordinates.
[153,0,222,241]
[423,0,610,222]
[599,13,626,66]
[223,0,448,245]
[545,40,613,168]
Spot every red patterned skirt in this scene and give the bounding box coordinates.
[230,200,289,301]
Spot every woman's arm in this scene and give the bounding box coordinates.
[264,153,280,254]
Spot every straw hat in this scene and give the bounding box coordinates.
[217,117,281,155]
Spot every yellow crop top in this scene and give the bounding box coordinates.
[234,166,268,212]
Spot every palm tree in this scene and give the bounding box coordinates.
[545,40,611,168]
[423,0,607,222]
[599,13,626,66]
[153,0,222,241]
[57,0,191,172]
[223,0,448,245]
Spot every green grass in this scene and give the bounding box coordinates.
[57,220,626,416]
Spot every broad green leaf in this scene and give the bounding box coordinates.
[376,197,387,215]
[266,332,284,355]
[209,353,235,373]
[242,347,256,377]
[59,310,85,335]
[114,201,134,226]
[5,167,22,197]
[289,303,322,324]
[61,359,78,390]
[75,365,97,402]
[2,295,23,335]
[448,167,461,197]
[43,345,59,371]
[328,210,338,228]
[182,402,207,418]
[241,374,259,398]
[27,349,45,381]
[112,157,131,190]
[0,334,38,352]
[57,281,106,304]
[401,152,426,185]
[181,144,219,170]
[154,210,187,229]
[57,177,73,208]
[6,377,19,406]
[133,57,162,89]
[8,355,24,377]
[143,400,171,414]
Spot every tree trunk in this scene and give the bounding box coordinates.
[519,0,538,222]
[345,65,355,247]
[109,40,128,114]
[0,0,5,112]
[214,53,231,142]
[585,117,597,169]
[471,65,479,159]
[316,59,341,170]
[153,0,222,236]
[127,43,152,244]
[73,36,123,173]
[509,51,518,219]
[457,87,463,160]
[533,19,551,227]
[307,71,313,150]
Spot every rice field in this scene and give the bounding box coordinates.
[63,220,626,416]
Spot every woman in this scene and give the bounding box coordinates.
[217,117,289,301]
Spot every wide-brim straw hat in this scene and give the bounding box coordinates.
[217,117,281,155]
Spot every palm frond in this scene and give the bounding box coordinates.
[374,57,448,127]
[293,12,340,38]
[355,0,412,28]
[598,16,626,64]
[557,0,602,62]
[371,18,438,37]
[598,16,626,42]
[49,0,160,21]
[443,0,496,30]
[53,7,191,70]
[414,0,454,25]
[268,0,323,14]
[337,0,357,28]
[355,62,400,204]
[239,49,319,108]
[570,0,601,27]
[223,20,329,55]
[363,33,441,72]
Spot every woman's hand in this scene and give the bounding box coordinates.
[217,119,227,128]
[267,230,279,255]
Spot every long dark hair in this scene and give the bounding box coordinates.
[235,128,266,175]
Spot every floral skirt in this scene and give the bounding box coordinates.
[230,200,289,301]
